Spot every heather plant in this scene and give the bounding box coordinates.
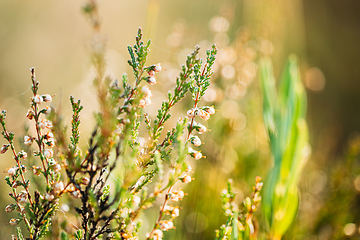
[0,1,218,239]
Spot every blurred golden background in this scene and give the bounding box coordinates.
[1,0,360,239]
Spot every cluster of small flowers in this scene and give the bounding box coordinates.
[186,106,215,160]
[139,64,162,108]
[146,63,162,85]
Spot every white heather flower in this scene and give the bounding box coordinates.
[43,106,51,114]
[43,148,53,158]
[9,218,19,226]
[45,131,54,139]
[171,208,180,218]
[7,167,16,176]
[80,177,90,185]
[145,97,151,106]
[54,181,64,193]
[42,94,52,103]
[190,135,201,147]
[45,119,53,129]
[18,151,27,160]
[178,190,185,199]
[193,151,202,160]
[160,220,173,231]
[182,175,192,184]
[132,195,141,206]
[153,229,163,239]
[154,63,162,72]
[186,164,192,173]
[1,144,9,154]
[198,124,207,134]
[197,110,210,121]
[24,136,33,145]
[5,204,15,213]
[141,86,152,97]
[18,197,27,204]
[38,119,47,129]
[187,109,196,118]
[45,193,54,201]
[206,107,215,115]
[147,76,156,85]
[54,164,61,172]
[71,190,80,198]
[139,99,147,108]
[148,70,155,77]
[33,95,42,104]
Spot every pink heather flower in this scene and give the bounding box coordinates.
[147,76,156,85]
[154,63,162,72]
[18,150,27,160]
[33,95,43,104]
[43,148,53,158]
[42,94,52,103]
[24,136,33,145]
[9,218,19,226]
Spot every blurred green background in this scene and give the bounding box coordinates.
[1,0,360,239]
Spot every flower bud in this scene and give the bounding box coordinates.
[148,70,155,77]
[26,110,34,120]
[1,144,10,154]
[24,136,33,145]
[71,190,80,198]
[80,177,90,185]
[53,181,64,193]
[9,218,19,226]
[45,193,54,201]
[5,204,15,213]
